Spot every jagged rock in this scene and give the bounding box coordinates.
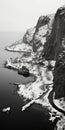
[18,66,30,77]
[23,27,35,45]
[32,14,54,53]
[36,16,50,29]
[6,14,54,54]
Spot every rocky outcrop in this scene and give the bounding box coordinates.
[23,27,35,45]
[22,14,54,53]
[18,66,30,77]
[32,14,54,52]
[6,14,54,54]
[5,27,35,51]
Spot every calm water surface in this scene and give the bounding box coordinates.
[0,32,53,129]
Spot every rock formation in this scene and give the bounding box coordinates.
[43,6,65,99]
[23,27,35,45]
[5,6,65,100]
[32,14,54,52]
[5,6,65,129]
[18,66,30,77]
[22,6,65,99]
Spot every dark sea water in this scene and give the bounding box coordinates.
[0,32,53,129]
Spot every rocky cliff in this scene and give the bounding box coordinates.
[6,6,65,100]
[53,7,65,99]
[41,6,65,99]
[23,6,65,99]
[22,14,54,53]
[32,14,54,52]
[5,6,65,129]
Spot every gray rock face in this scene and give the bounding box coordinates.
[43,6,65,60]
[23,27,35,45]
[42,6,65,99]
[53,10,65,98]
[53,7,65,98]
[32,14,54,53]
[36,15,50,29]
[22,14,54,53]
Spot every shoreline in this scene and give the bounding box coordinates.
[5,43,65,130]
[4,7,65,129]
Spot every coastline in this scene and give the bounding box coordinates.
[5,34,65,130]
[4,7,65,129]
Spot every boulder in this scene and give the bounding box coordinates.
[18,66,30,77]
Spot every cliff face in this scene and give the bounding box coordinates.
[53,7,65,98]
[22,14,54,53]
[43,6,65,99]
[31,6,65,99]
[23,7,65,99]
[43,7,65,60]
[32,14,54,52]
